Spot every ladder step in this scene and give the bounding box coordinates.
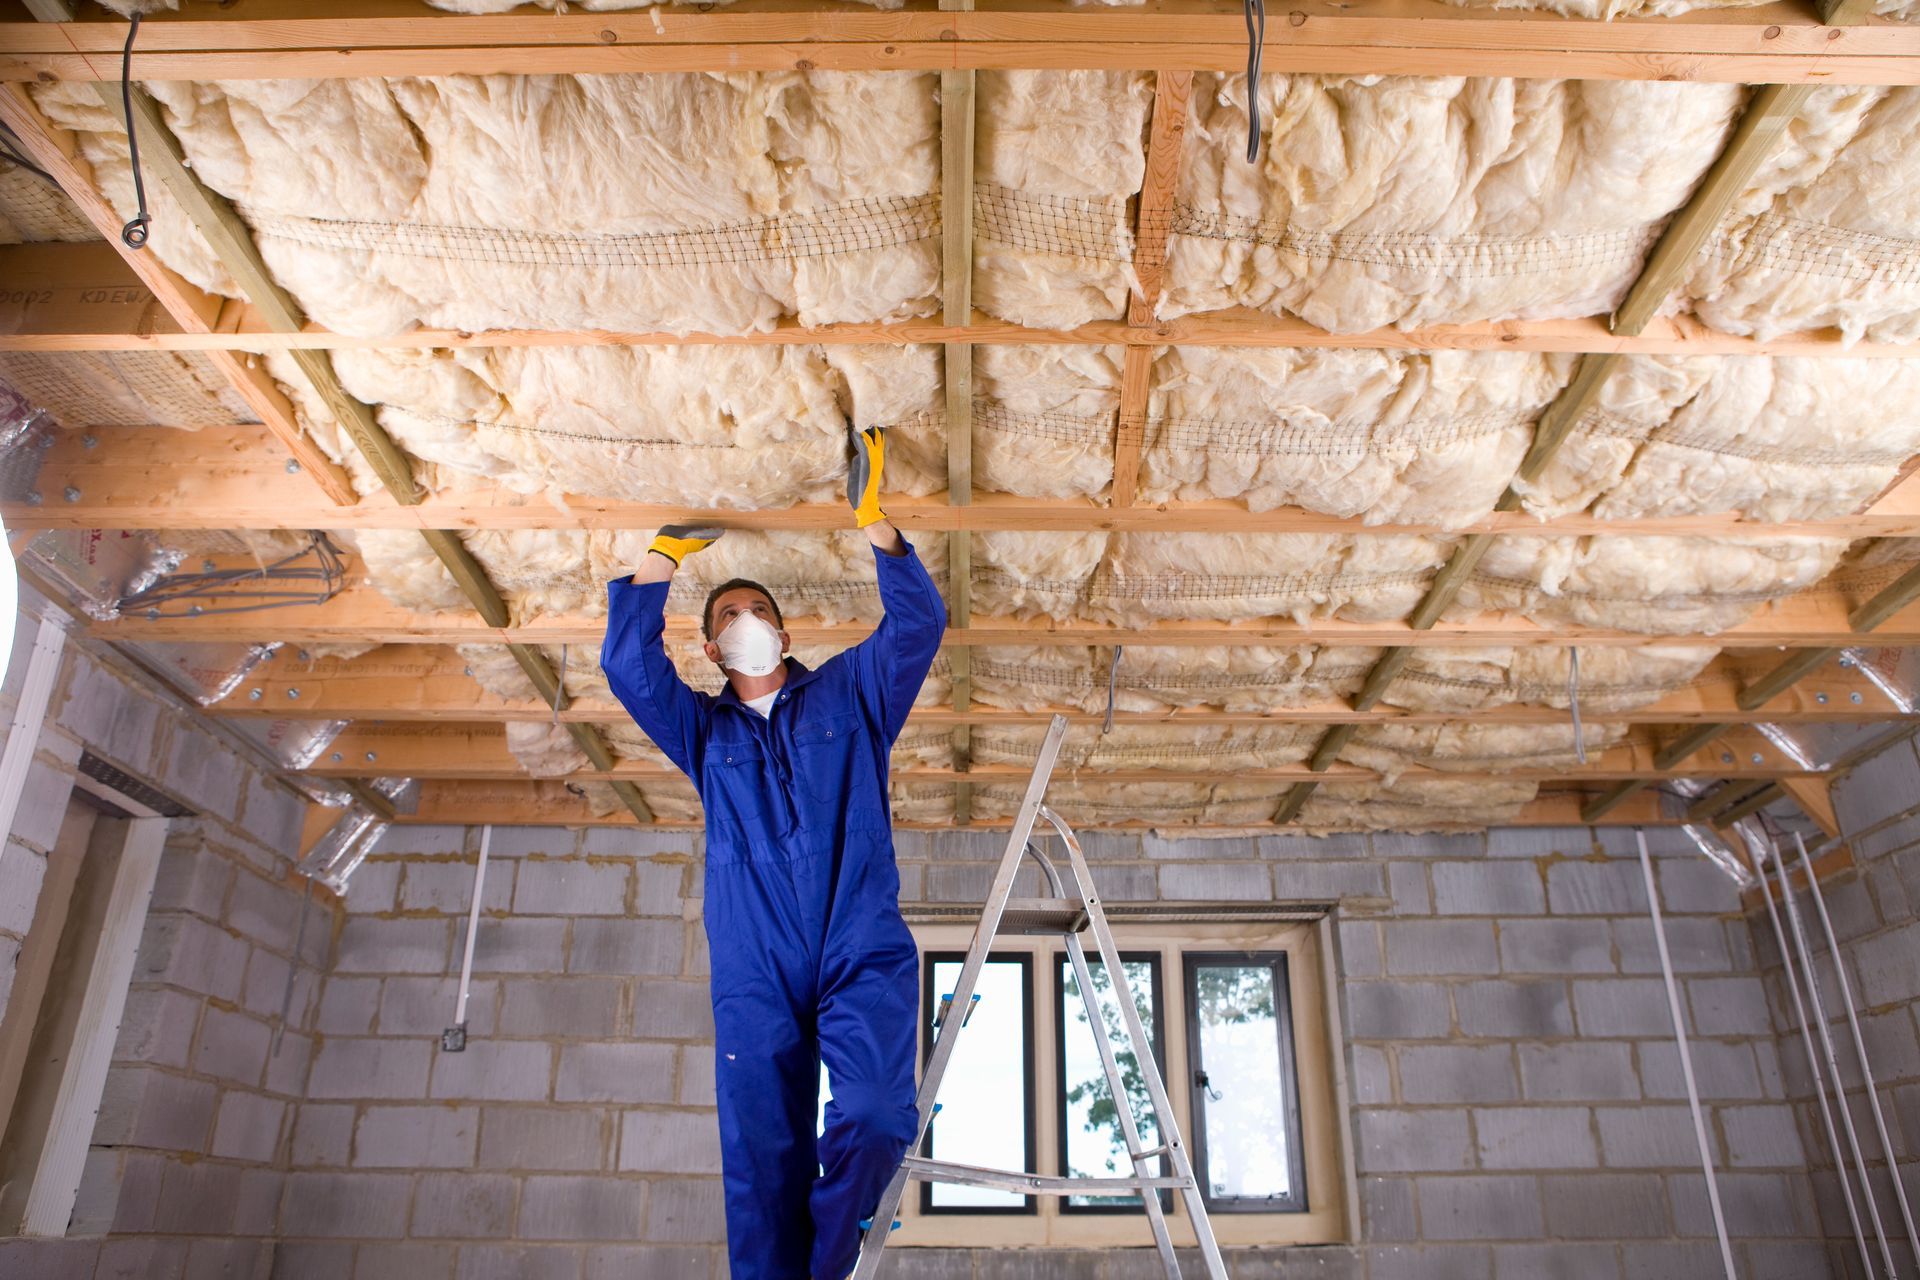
[901,1155,1191,1196]
[998,897,1089,935]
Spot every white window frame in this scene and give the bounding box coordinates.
[896,914,1355,1249]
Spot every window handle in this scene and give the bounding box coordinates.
[1194,1069,1222,1102]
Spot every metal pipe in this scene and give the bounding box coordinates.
[1634,828,1736,1280]
[1770,836,1898,1278]
[1752,834,1872,1277]
[453,823,492,1029]
[1793,831,1920,1264]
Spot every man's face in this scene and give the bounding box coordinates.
[704,587,789,668]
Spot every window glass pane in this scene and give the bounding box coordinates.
[1059,955,1161,1209]
[1191,961,1294,1202]
[927,958,1029,1209]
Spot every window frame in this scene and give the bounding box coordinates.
[917,949,1039,1216]
[894,915,1351,1251]
[1181,950,1311,1215]
[1051,949,1171,1215]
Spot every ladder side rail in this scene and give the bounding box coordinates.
[851,715,1074,1280]
[1064,930,1183,1278]
[1042,805,1233,1280]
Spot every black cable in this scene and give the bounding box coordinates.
[118,13,151,250]
[1244,0,1266,164]
[0,125,56,187]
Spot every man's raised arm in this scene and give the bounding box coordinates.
[601,526,722,777]
[845,428,947,739]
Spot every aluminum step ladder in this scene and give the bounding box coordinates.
[851,715,1230,1280]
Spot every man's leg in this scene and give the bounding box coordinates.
[706,854,826,1280]
[809,925,920,1280]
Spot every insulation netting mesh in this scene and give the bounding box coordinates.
[24,66,1920,824]
[0,159,99,242]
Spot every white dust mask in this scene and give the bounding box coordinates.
[715,612,785,677]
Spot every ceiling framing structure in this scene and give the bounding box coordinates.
[2,0,1918,835]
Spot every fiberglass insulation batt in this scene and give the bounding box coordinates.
[34,71,942,336]
[1160,75,1746,332]
[1682,87,1920,344]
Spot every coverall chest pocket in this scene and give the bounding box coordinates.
[792,712,862,803]
[705,739,769,826]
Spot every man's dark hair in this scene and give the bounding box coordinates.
[702,578,784,641]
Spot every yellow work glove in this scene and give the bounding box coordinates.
[847,425,888,529]
[647,524,724,567]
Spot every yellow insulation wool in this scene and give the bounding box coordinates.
[1301,779,1539,831]
[1162,75,1745,331]
[1387,646,1721,713]
[1340,722,1632,784]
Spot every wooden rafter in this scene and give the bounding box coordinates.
[0,90,356,504]
[211,647,1915,727]
[4,1,1915,83]
[12,424,1920,540]
[15,244,1920,360]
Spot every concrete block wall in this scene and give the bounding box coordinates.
[279,821,1843,1280]
[0,595,333,1280]
[271,825,719,1280]
[1755,736,1920,1277]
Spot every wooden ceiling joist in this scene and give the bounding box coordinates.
[398,778,1690,831]
[82,573,1920,648]
[211,646,1914,727]
[4,0,1916,83]
[13,243,1920,361]
[305,721,1812,784]
[12,423,1920,540]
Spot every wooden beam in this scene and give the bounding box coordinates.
[214,646,1914,727]
[7,2,1916,83]
[1127,70,1191,329]
[1111,346,1151,510]
[1581,780,1649,822]
[398,778,1687,830]
[0,86,354,503]
[306,721,1812,784]
[1710,780,1784,827]
[73,63,648,824]
[1736,646,1843,711]
[80,567,1920,648]
[1776,774,1841,838]
[14,423,1920,540]
[16,245,1920,360]
[1848,559,1920,633]
[941,32,976,826]
[1685,780,1765,822]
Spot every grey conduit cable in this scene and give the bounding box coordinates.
[1753,837,1872,1278]
[1770,836,1899,1278]
[1568,647,1586,765]
[1243,0,1265,163]
[1794,831,1920,1265]
[1634,828,1736,1280]
[1103,645,1124,735]
[117,14,151,250]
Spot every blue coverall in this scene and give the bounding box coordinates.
[602,539,946,1280]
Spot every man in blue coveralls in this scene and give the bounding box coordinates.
[601,426,944,1280]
